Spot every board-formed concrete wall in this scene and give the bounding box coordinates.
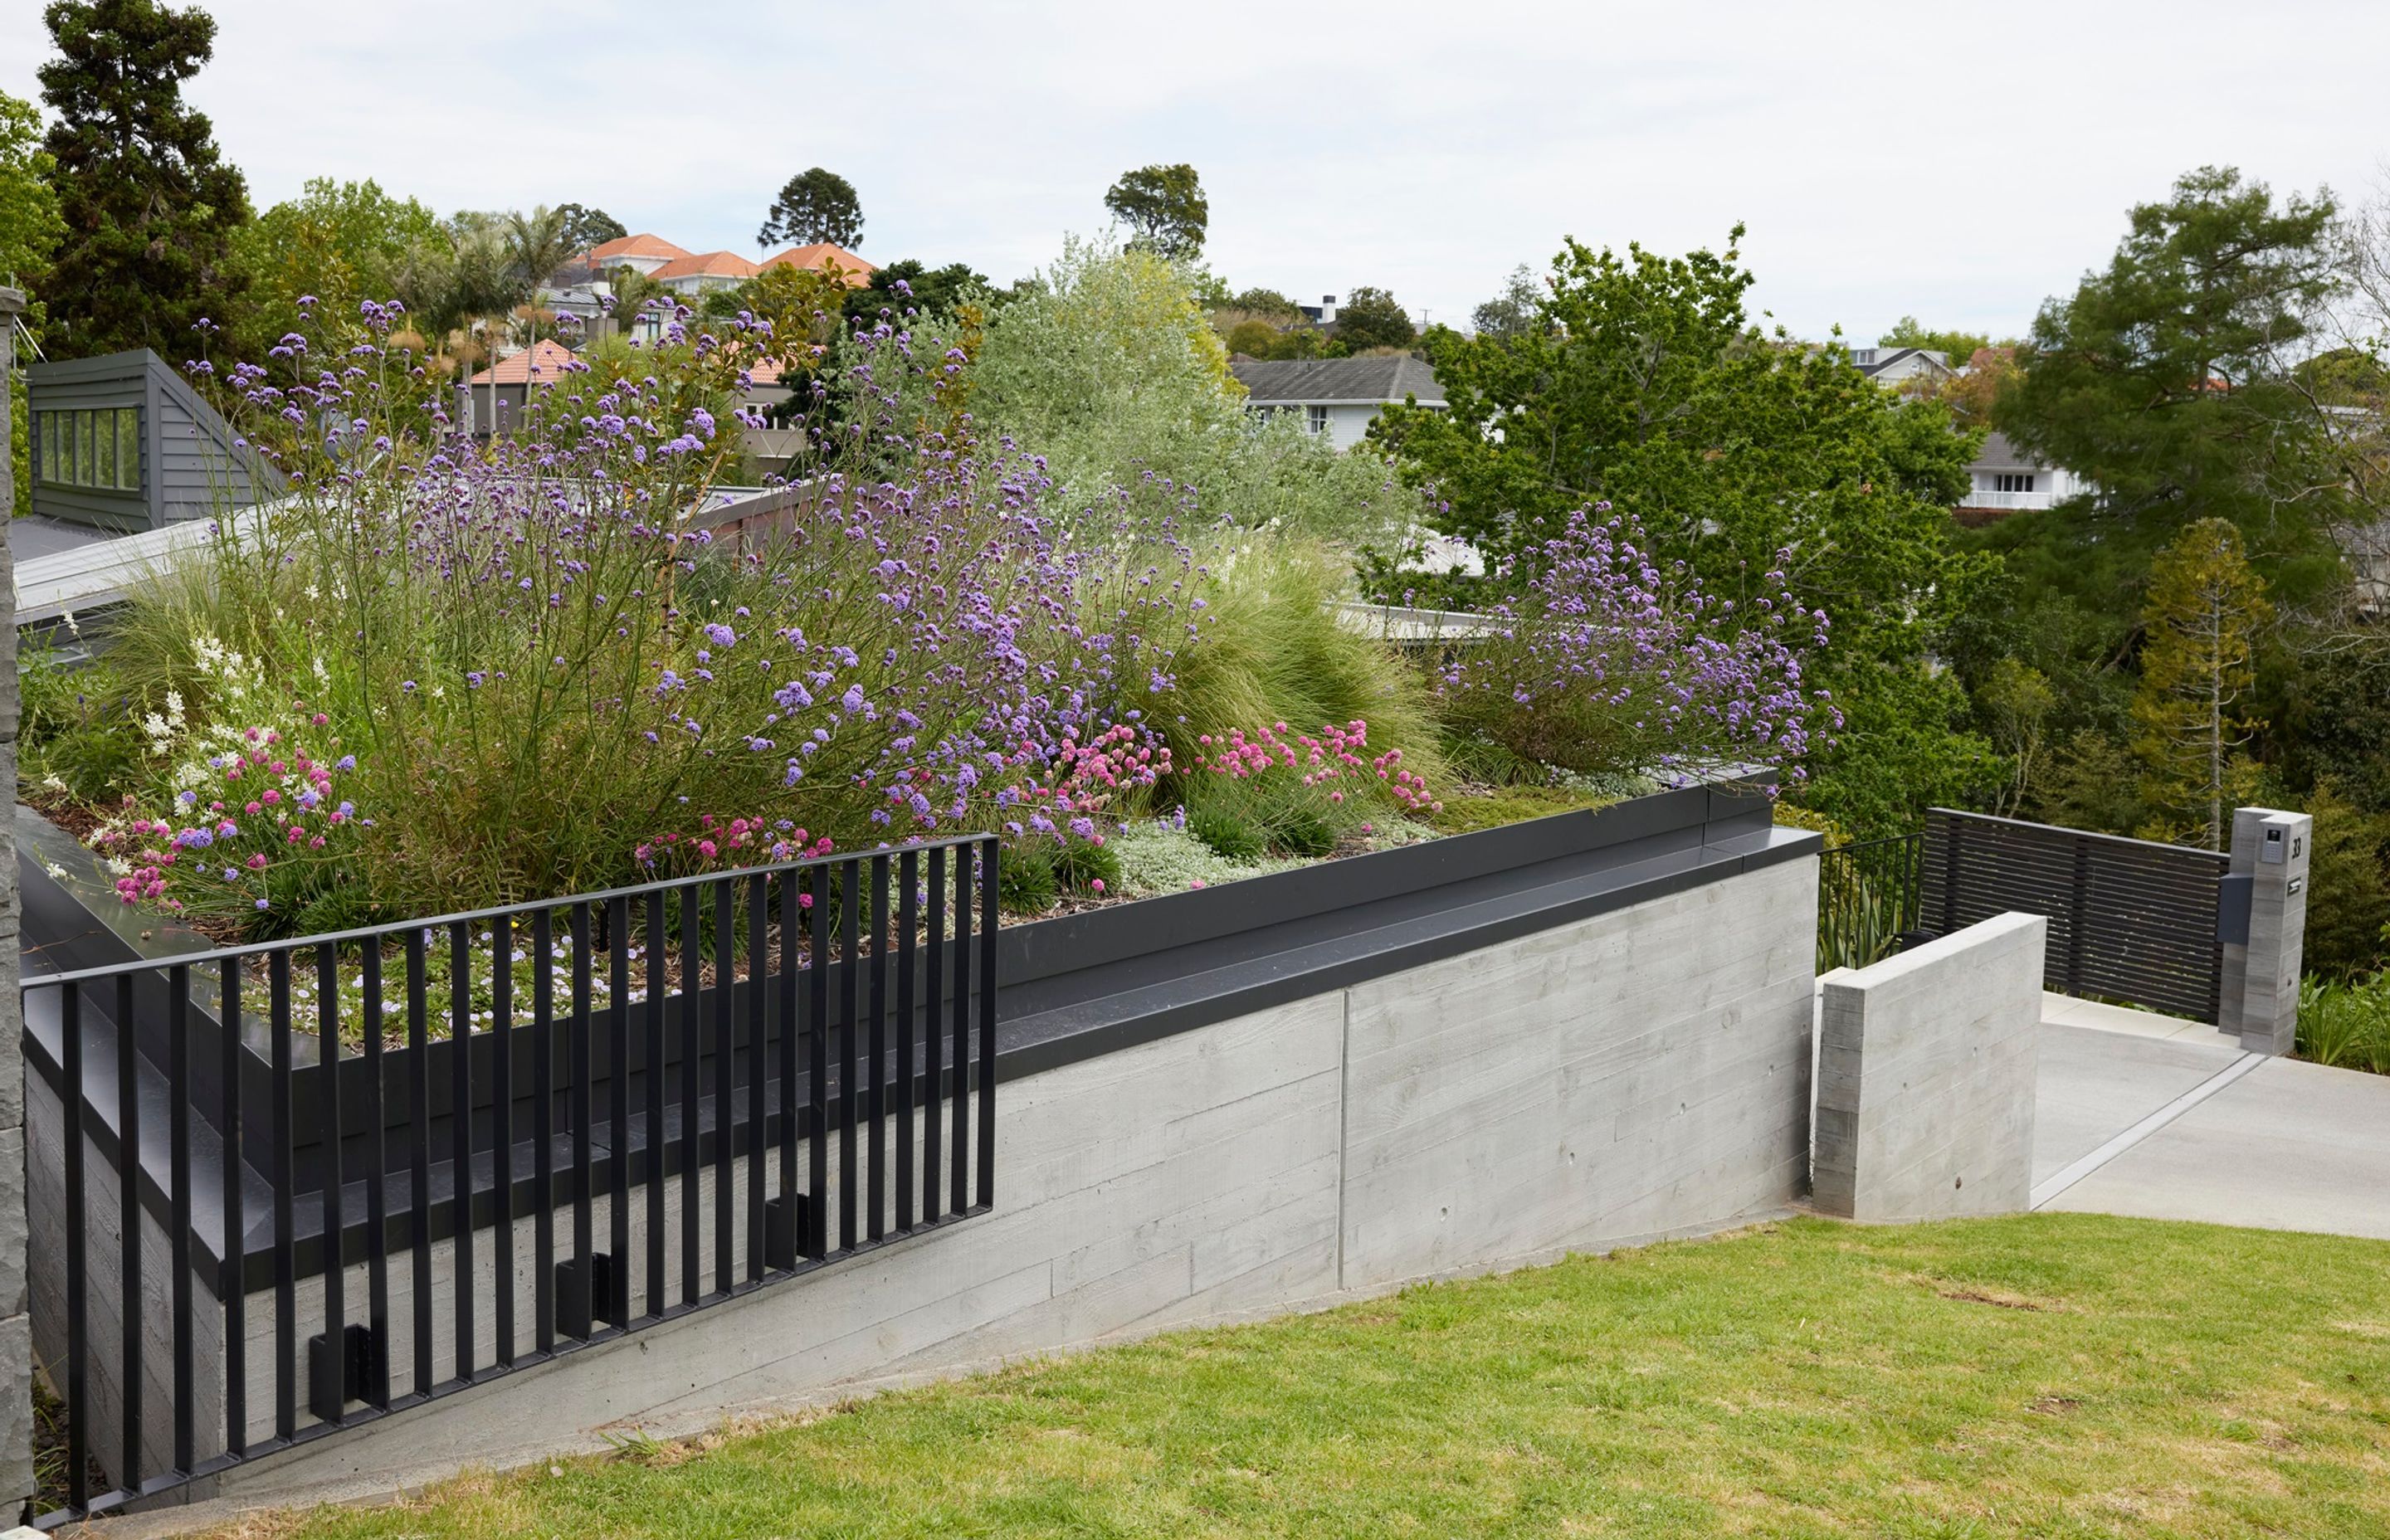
[194,851,1817,1508]
[0,285,33,1520]
[1812,913,2045,1222]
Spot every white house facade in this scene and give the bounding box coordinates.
[1228,356,1445,451]
[1961,431,2090,514]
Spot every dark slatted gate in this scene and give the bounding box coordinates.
[1920,808,2227,1022]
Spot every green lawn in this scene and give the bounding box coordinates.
[222,1216,2390,1540]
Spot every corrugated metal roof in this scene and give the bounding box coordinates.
[1229,355,1445,407]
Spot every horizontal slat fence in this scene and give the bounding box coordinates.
[20,836,999,1528]
[1919,808,2225,1021]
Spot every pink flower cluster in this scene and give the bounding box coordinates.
[635,814,836,875]
[1195,719,1441,814]
[93,714,363,915]
[997,724,1172,845]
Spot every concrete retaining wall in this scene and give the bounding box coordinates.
[1812,912,2045,1222]
[184,850,1816,1508]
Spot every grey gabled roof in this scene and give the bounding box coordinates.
[1969,431,2046,472]
[1230,355,1445,408]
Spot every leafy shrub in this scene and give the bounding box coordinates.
[971,235,1424,546]
[2298,972,2390,1075]
[1436,504,1830,788]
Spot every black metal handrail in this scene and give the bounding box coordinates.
[23,835,1000,1528]
[1816,832,1924,972]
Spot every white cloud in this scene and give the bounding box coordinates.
[4,0,2385,343]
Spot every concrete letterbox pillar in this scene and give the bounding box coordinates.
[2217,807,2311,1056]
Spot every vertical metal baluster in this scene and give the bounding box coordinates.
[219,960,245,1459]
[570,904,594,1338]
[713,880,735,1295]
[490,914,514,1367]
[839,860,860,1252]
[776,872,799,1270]
[363,947,390,1411]
[608,896,632,1329]
[978,840,998,1209]
[645,895,666,1318]
[270,953,296,1440]
[531,909,555,1356]
[924,847,945,1225]
[867,854,889,1242]
[745,875,768,1283]
[446,922,474,1384]
[950,860,972,1218]
[407,931,432,1399]
[62,985,87,1511]
[117,974,142,1479]
[318,945,344,1422]
[169,966,194,1473]
[807,870,829,1260]
[680,885,701,1306]
[896,850,918,1234]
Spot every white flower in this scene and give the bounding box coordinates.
[42,861,66,880]
[39,773,66,793]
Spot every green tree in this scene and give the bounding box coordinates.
[38,0,251,357]
[1103,163,1207,261]
[1978,657,2056,816]
[2289,779,2390,981]
[1878,314,1991,363]
[839,258,988,324]
[1471,265,1543,339]
[556,202,626,252]
[1334,285,1416,351]
[3,89,66,516]
[759,168,863,251]
[972,234,1415,544]
[1225,287,1300,321]
[1373,227,1988,832]
[2130,518,2270,849]
[2001,167,2340,543]
[225,178,443,358]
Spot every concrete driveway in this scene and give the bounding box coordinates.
[2032,994,2390,1240]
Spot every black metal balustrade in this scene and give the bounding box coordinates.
[20,836,999,1528]
[1816,832,1924,972]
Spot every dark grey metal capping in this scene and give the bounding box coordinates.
[997,771,1815,1079]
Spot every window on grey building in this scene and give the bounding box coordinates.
[1993,472,2036,494]
[37,407,142,491]
[1306,404,1329,435]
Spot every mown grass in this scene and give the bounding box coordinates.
[215,1215,2390,1539]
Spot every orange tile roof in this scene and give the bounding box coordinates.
[653,250,761,281]
[588,232,691,261]
[760,242,877,287]
[467,338,580,387]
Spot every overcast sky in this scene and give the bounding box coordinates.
[5,0,2385,343]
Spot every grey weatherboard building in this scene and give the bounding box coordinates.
[26,348,281,533]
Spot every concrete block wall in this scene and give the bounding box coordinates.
[193,852,1817,1508]
[1812,913,2045,1222]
